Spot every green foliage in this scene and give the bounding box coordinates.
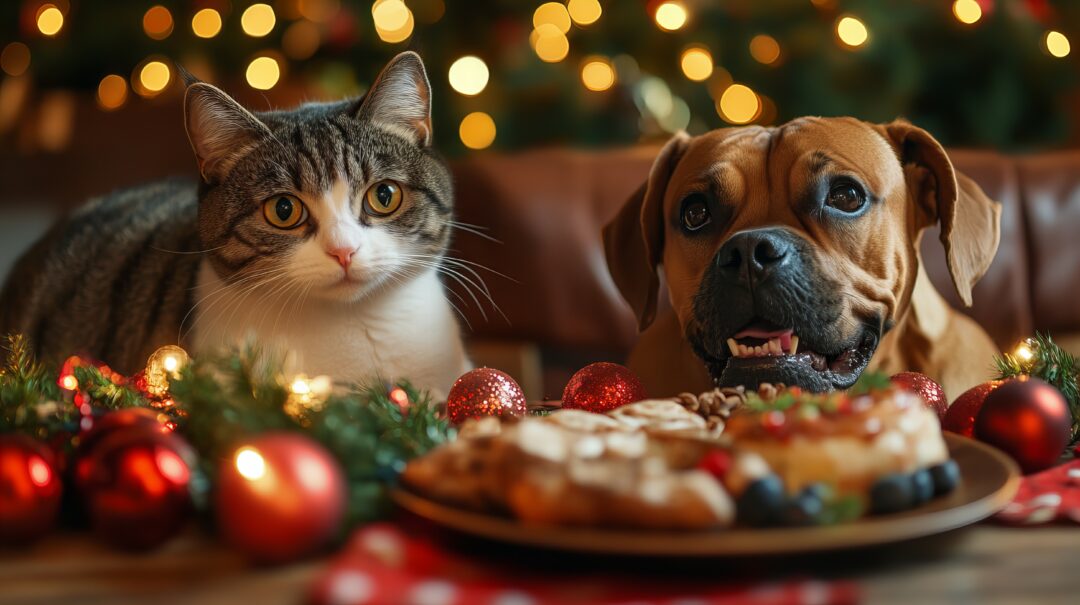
[0,334,71,439]
[994,332,1080,439]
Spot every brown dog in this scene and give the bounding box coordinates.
[604,118,1001,401]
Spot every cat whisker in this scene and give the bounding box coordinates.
[444,221,503,244]
[178,265,289,342]
[152,243,228,256]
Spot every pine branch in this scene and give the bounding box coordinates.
[994,333,1080,439]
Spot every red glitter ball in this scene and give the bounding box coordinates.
[890,372,948,420]
[561,362,647,414]
[943,380,1004,437]
[446,368,527,424]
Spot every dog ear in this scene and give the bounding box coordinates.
[884,121,1001,307]
[603,132,690,330]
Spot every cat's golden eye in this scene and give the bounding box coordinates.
[364,181,403,216]
[262,195,308,229]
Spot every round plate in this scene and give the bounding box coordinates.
[392,433,1021,556]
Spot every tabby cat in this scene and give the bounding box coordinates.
[0,52,471,395]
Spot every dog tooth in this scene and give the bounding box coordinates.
[790,335,800,355]
[770,339,782,355]
[742,344,752,357]
[756,345,765,356]
[727,338,739,357]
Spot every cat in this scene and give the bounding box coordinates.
[0,52,471,395]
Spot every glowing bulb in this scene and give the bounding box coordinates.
[389,387,409,408]
[373,0,411,31]
[60,374,78,391]
[138,60,172,96]
[241,3,277,37]
[291,377,312,395]
[952,0,982,25]
[192,8,223,39]
[143,6,174,40]
[459,111,496,150]
[235,448,267,480]
[28,456,51,488]
[680,47,713,81]
[36,5,64,37]
[246,56,281,90]
[581,57,616,92]
[532,24,569,63]
[1,42,31,77]
[568,0,602,26]
[836,16,869,48]
[749,34,781,65]
[1046,31,1071,58]
[533,2,571,34]
[654,1,688,32]
[717,84,760,125]
[1015,343,1034,361]
[448,56,489,96]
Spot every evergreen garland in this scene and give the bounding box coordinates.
[994,332,1080,439]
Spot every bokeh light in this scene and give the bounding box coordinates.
[654,1,688,32]
[138,60,171,96]
[1046,31,1071,58]
[836,16,869,48]
[567,0,602,26]
[533,2,571,34]
[191,8,223,39]
[581,57,616,91]
[283,20,322,60]
[246,56,281,90]
[235,448,266,481]
[679,47,713,82]
[448,56,489,96]
[749,34,781,65]
[717,84,760,124]
[97,75,128,111]
[374,0,415,43]
[532,24,569,62]
[241,3,276,37]
[952,0,982,25]
[460,111,496,150]
[0,42,31,77]
[299,0,341,23]
[36,5,65,37]
[143,6,174,40]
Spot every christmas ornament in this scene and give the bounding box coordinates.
[561,362,647,413]
[75,420,195,550]
[942,380,1003,437]
[77,407,165,453]
[994,334,1080,439]
[975,378,1072,474]
[215,432,347,563]
[445,368,527,424]
[143,345,190,397]
[0,434,63,543]
[890,372,948,420]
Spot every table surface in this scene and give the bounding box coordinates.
[2,524,1078,605]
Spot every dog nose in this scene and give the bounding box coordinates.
[327,247,355,269]
[715,229,792,284]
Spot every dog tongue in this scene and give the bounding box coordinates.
[733,327,793,350]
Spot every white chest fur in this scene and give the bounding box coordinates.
[189,261,470,397]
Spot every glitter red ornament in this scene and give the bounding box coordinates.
[890,372,948,420]
[0,434,63,544]
[215,432,347,564]
[561,362,647,414]
[445,368,527,424]
[942,380,1003,437]
[974,378,1072,474]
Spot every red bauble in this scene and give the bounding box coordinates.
[216,433,346,564]
[0,434,63,544]
[942,380,1003,437]
[561,362,647,414]
[445,368,527,425]
[75,420,195,550]
[890,372,948,420]
[974,378,1072,474]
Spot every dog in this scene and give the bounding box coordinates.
[604,117,1001,401]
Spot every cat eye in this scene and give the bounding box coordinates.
[680,194,711,232]
[364,181,403,217]
[826,180,867,214]
[262,194,308,229]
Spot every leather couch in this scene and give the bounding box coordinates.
[447,147,1080,399]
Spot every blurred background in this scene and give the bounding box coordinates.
[1,0,1079,396]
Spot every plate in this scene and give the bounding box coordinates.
[391,433,1021,556]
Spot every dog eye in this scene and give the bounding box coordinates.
[681,195,711,232]
[826,181,866,213]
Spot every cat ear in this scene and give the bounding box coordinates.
[356,51,433,147]
[184,82,271,183]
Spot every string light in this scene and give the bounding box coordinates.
[1015,341,1035,362]
[191,8,223,39]
[952,0,982,25]
[0,42,31,77]
[59,374,78,391]
[246,56,281,90]
[143,5,174,40]
[581,56,616,91]
[36,4,65,37]
[836,16,869,48]
[448,56,489,96]
[138,60,172,97]
[460,111,496,150]
[654,1,688,32]
[373,0,414,43]
[235,447,267,481]
[532,24,569,62]
[283,20,322,60]
[97,75,128,111]
[241,3,277,37]
[144,345,189,395]
[567,0,602,26]
[1046,31,1071,58]
[533,2,571,34]
[717,84,759,124]
[680,47,713,81]
[749,34,781,65]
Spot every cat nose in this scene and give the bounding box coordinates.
[326,247,355,269]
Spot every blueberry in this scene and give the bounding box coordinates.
[783,488,825,527]
[870,473,915,515]
[929,459,960,496]
[911,469,934,505]
[737,475,786,527]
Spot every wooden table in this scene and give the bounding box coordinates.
[2,524,1078,605]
